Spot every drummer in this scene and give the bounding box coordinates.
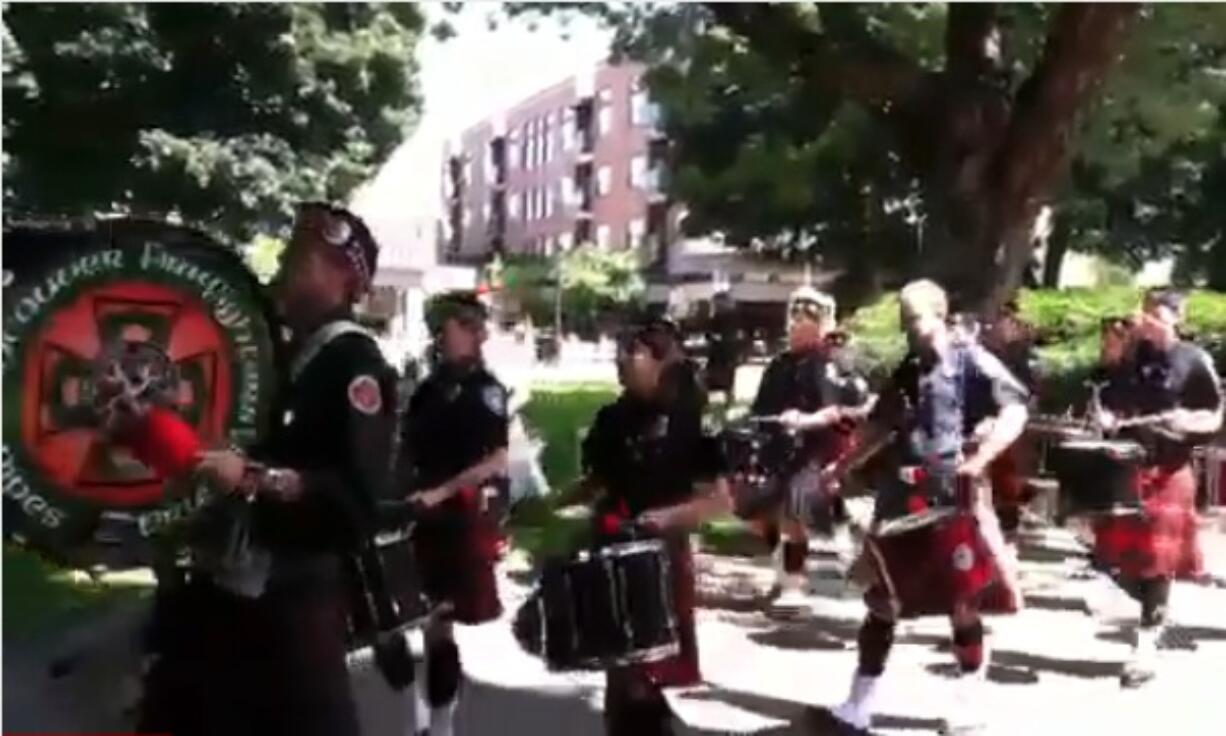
[980,303,1041,547]
[580,318,732,735]
[822,279,1029,735]
[748,286,871,609]
[1088,289,1222,688]
[399,290,510,735]
[147,203,397,736]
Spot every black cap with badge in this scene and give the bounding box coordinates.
[294,201,379,293]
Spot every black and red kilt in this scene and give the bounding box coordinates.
[989,439,1035,521]
[412,491,503,625]
[620,535,701,689]
[1093,464,1203,579]
[139,575,359,736]
[855,483,1022,620]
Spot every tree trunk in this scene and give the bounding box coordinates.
[1042,215,1071,288]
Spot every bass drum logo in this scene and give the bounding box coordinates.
[2,218,279,561]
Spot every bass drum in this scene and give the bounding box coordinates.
[2,217,281,568]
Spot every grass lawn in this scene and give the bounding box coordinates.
[3,545,151,642]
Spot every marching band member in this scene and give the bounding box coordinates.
[581,318,732,735]
[1088,290,1222,688]
[145,203,397,736]
[400,291,510,736]
[980,304,1041,547]
[748,287,870,609]
[823,280,1028,735]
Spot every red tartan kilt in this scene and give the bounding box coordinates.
[990,440,1034,512]
[1093,465,1202,579]
[861,511,1015,619]
[412,513,503,625]
[626,538,700,688]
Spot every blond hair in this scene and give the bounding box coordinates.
[899,279,948,319]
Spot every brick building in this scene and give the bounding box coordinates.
[442,63,674,264]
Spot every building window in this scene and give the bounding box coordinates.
[562,108,576,151]
[597,165,612,197]
[544,189,553,218]
[628,218,646,249]
[559,231,574,252]
[631,87,650,126]
[462,207,472,228]
[541,117,551,163]
[630,155,647,190]
[560,175,575,208]
[506,141,517,173]
[598,103,612,139]
[509,193,521,221]
[482,201,491,222]
[596,224,612,250]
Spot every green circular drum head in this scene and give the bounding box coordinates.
[2,217,280,567]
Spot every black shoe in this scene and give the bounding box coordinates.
[1120,665,1156,689]
[807,706,872,735]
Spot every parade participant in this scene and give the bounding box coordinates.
[748,287,870,609]
[142,202,397,736]
[705,290,742,403]
[400,291,509,736]
[823,279,1029,735]
[581,318,732,735]
[1089,289,1221,688]
[981,303,1041,546]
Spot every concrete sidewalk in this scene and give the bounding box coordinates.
[7,519,1226,735]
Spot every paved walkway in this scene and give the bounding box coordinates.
[7,516,1226,735]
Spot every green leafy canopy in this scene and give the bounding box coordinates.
[3,3,424,245]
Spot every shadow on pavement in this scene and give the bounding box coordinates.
[352,664,606,736]
[1024,594,1092,614]
[988,649,1122,679]
[746,614,862,652]
[1095,623,1225,651]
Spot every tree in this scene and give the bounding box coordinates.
[502,3,1147,311]
[3,3,423,244]
[494,246,645,336]
[1040,5,1226,287]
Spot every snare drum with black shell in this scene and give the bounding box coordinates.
[518,538,679,671]
[1049,439,1146,516]
[345,523,431,655]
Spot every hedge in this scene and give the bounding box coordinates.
[844,287,1226,413]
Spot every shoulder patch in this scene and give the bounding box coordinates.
[482,384,507,416]
[348,374,383,415]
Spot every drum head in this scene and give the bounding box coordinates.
[875,507,956,538]
[2,218,279,566]
[1056,439,1145,456]
[599,538,667,558]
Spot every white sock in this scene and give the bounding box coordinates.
[944,672,987,732]
[773,545,788,588]
[1134,626,1159,665]
[833,673,879,730]
[412,660,429,734]
[430,699,458,736]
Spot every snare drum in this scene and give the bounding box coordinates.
[1049,439,1146,516]
[521,538,679,671]
[346,524,431,654]
[853,507,1007,619]
[1026,419,1096,477]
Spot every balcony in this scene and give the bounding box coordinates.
[573,162,595,215]
[489,137,508,188]
[575,98,596,158]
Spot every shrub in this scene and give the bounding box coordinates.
[842,287,1226,411]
